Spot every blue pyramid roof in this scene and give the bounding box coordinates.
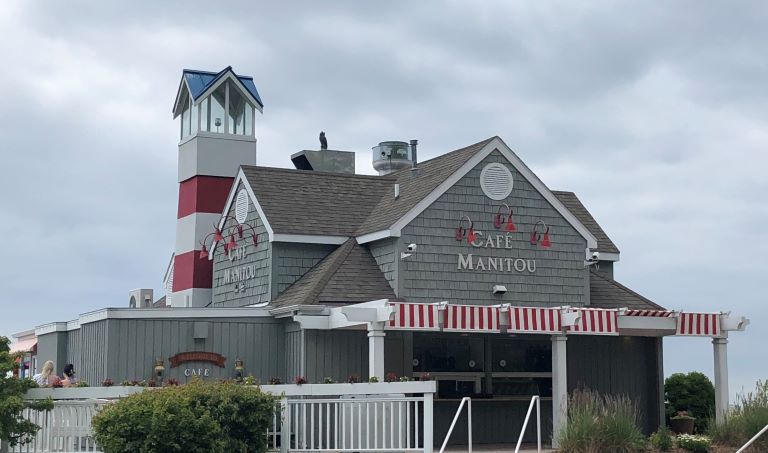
[182,66,263,108]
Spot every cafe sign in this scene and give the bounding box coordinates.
[457,232,536,273]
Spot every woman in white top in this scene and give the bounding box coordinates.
[32,360,60,387]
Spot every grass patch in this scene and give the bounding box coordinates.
[709,380,768,451]
[557,388,647,453]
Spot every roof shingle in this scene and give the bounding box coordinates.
[552,191,619,254]
[589,270,664,310]
[272,239,396,307]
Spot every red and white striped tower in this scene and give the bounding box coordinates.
[170,68,263,307]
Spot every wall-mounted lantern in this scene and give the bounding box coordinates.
[199,215,259,260]
[154,358,165,384]
[494,204,517,232]
[234,358,244,381]
[455,216,476,243]
[530,221,552,248]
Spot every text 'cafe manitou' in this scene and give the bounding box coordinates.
[30,67,749,446]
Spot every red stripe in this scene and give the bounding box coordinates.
[409,304,415,328]
[514,308,521,330]
[478,307,484,330]
[531,308,538,331]
[417,304,425,328]
[451,306,456,329]
[469,307,475,330]
[461,306,467,330]
[696,314,702,335]
[680,313,686,334]
[523,308,529,330]
[597,310,604,332]
[549,310,556,331]
[172,251,213,291]
[606,311,613,332]
[177,176,234,218]
[428,306,434,328]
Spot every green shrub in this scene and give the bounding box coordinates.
[93,380,277,453]
[665,372,714,433]
[649,427,674,451]
[557,388,647,453]
[676,434,711,452]
[709,380,768,450]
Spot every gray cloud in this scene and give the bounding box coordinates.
[1,0,766,396]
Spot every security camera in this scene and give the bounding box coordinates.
[381,149,391,158]
[492,285,508,295]
[591,251,600,261]
[406,243,417,252]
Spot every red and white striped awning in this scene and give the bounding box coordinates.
[503,306,562,334]
[386,303,723,338]
[443,304,501,332]
[388,302,441,331]
[567,308,619,336]
[677,312,720,336]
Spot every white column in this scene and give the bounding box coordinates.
[713,337,729,425]
[551,335,568,449]
[368,321,386,380]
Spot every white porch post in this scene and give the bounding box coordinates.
[713,336,729,424]
[551,335,568,448]
[368,321,386,379]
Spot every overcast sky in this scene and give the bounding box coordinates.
[1,1,765,397]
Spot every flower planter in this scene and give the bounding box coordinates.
[670,417,695,434]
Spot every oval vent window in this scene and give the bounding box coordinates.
[235,189,249,223]
[480,163,514,200]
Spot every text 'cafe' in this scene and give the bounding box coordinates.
[27,67,749,446]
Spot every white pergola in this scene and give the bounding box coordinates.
[282,299,749,447]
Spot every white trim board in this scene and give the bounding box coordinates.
[272,234,348,245]
[358,137,598,249]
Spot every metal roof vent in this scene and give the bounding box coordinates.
[480,163,514,200]
[372,141,414,175]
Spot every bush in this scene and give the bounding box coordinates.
[665,372,714,433]
[557,388,647,453]
[709,380,768,450]
[649,427,674,451]
[92,380,277,453]
[676,434,711,452]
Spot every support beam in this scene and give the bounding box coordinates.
[368,321,386,379]
[551,335,568,448]
[713,337,729,424]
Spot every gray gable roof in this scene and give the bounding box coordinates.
[237,138,618,249]
[272,239,396,307]
[552,191,619,254]
[356,137,496,235]
[241,166,395,236]
[589,270,665,310]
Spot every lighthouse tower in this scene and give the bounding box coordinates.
[170,67,263,307]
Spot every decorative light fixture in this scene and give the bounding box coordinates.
[455,216,476,244]
[530,221,552,248]
[198,216,260,260]
[494,203,517,232]
[234,358,244,381]
[154,358,165,384]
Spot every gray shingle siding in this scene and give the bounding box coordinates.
[399,151,588,307]
[369,239,398,292]
[212,181,272,307]
[271,242,335,298]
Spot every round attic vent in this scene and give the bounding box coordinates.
[480,163,514,200]
[235,189,249,223]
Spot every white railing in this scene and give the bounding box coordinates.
[5,381,436,453]
[513,395,541,453]
[735,423,768,453]
[438,397,472,453]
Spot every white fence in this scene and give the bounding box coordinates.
[3,382,436,453]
